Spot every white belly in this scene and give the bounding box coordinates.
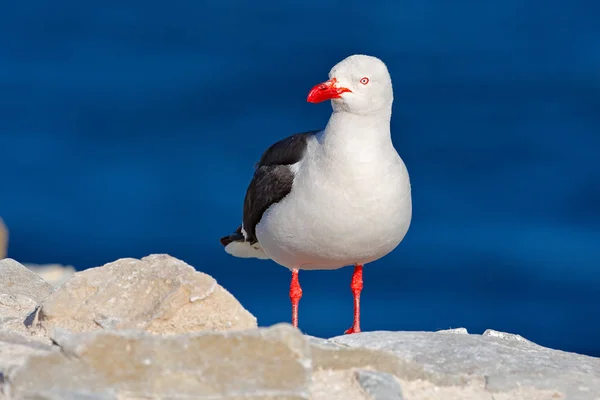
[255,151,412,270]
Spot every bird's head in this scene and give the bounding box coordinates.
[307,54,393,115]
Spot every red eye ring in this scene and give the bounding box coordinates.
[360,77,369,85]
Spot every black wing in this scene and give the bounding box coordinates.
[220,130,319,246]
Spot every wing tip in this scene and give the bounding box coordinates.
[220,235,235,247]
[220,225,246,247]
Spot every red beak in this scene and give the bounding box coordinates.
[307,78,352,103]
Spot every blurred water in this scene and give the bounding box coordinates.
[1,0,599,356]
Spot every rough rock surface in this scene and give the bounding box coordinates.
[1,253,598,399]
[8,324,311,400]
[0,332,54,384]
[330,329,600,399]
[0,259,55,398]
[355,370,404,400]
[0,259,52,305]
[0,218,6,259]
[0,258,54,336]
[38,254,257,335]
[6,323,596,400]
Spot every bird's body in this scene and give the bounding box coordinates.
[256,119,411,271]
[220,54,412,333]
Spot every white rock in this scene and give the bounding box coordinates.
[37,254,257,335]
[437,327,469,335]
[3,323,597,400]
[482,328,530,342]
[0,259,53,305]
[8,324,311,400]
[0,259,55,397]
[330,330,600,399]
[0,259,53,339]
[355,370,404,400]
[0,331,54,399]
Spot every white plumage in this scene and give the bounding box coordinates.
[224,240,269,259]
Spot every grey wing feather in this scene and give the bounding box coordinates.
[220,130,319,246]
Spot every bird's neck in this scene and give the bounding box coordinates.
[320,109,393,153]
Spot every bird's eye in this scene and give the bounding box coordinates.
[360,77,369,85]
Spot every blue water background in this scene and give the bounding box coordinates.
[1,0,599,356]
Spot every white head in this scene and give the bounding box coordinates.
[307,54,393,116]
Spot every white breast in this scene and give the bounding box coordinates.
[256,131,412,270]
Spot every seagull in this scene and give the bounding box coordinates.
[220,54,412,334]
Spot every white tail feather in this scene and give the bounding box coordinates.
[224,241,270,260]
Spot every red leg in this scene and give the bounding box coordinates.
[289,269,302,328]
[345,264,363,334]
